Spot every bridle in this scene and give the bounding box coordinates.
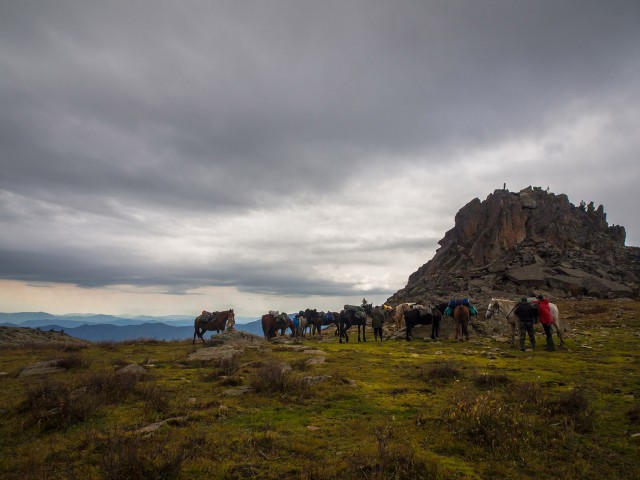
[488,301,517,325]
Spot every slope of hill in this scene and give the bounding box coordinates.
[0,319,266,343]
[1,299,639,479]
[0,326,90,347]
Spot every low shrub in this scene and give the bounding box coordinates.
[627,403,640,424]
[356,425,442,480]
[545,386,596,433]
[420,362,462,382]
[138,381,170,415]
[98,429,194,480]
[17,379,97,431]
[472,371,510,389]
[215,353,241,376]
[86,371,139,402]
[55,354,87,370]
[250,362,303,394]
[442,386,535,456]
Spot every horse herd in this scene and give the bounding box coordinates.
[192,298,565,348]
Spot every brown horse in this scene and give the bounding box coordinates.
[261,312,294,339]
[453,305,470,342]
[317,311,340,336]
[193,309,234,344]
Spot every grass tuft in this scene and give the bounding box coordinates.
[249,361,304,394]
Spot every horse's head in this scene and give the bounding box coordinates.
[485,300,499,319]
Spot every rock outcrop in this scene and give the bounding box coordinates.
[388,187,640,307]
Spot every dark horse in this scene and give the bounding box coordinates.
[322,311,341,336]
[403,305,441,341]
[304,309,323,336]
[193,309,234,344]
[453,305,470,341]
[338,304,371,343]
[261,313,294,339]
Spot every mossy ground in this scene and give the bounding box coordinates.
[1,299,639,479]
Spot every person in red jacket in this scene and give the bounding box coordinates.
[535,295,555,351]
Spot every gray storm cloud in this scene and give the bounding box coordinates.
[1,1,639,300]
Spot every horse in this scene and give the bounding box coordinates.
[403,305,441,341]
[338,308,368,343]
[320,311,341,336]
[261,312,294,339]
[305,309,323,336]
[193,309,234,344]
[394,303,415,330]
[306,310,336,336]
[485,298,564,347]
[453,305,470,342]
[296,314,312,338]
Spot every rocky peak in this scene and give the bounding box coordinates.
[388,187,639,306]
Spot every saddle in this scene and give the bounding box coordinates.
[445,299,478,317]
[344,304,365,312]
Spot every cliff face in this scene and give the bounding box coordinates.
[388,187,639,306]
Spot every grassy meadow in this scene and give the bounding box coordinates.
[1,299,639,479]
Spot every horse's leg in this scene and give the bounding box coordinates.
[406,323,412,341]
[553,319,564,346]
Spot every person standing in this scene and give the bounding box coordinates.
[534,295,555,351]
[371,306,385,342]
[513,297,537,351]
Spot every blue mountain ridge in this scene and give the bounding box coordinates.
[1,318,265,341]
[0,312,257,328]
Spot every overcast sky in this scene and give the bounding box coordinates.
[1,1,639,317]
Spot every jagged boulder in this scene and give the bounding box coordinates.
[388,186,639,309]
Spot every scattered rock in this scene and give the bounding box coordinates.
[207,331,267,348]
[135,416,188,435]
[188,346,244,362]
[116,364,148,377]
[305,356,326,365]
[301,375,331,386]
[19,360,65,377]
[223,386,254,396]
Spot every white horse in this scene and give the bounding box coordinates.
[394,303,416,330]
[485,298,565,347]
[296,315,311,338]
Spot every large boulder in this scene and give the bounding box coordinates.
[387,186,639,308]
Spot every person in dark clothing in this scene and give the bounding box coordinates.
[513,297,537,351]
[371,306,385,342]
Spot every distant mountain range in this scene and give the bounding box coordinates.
[0,312,264,341]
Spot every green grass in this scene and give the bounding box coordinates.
[1,299,640,479]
